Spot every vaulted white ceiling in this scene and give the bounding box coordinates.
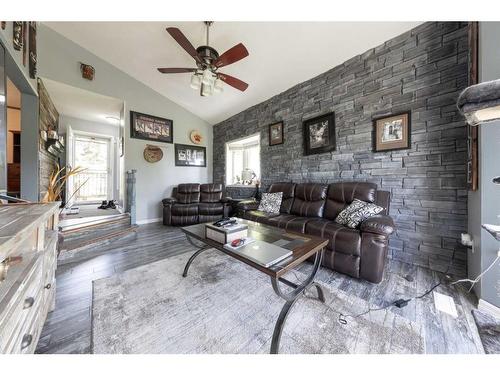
[42,78,123,125]
[44,22,422,125]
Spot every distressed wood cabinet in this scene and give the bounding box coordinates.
[0,203,59,354]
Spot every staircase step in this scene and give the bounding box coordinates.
[60,213,130,233]
[59,224,139,256]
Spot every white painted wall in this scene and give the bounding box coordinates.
[37,24,213,222]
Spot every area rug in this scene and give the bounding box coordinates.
[472,309,500,354]
[91,249,424,354]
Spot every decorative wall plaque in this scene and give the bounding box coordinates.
[13,22,23,50]
[143,145,163,163]
[28,22,37,79]
[22,21,27,66]
[189,130,203,144]
[80,63,95,80]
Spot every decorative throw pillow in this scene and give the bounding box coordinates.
[345,201,384,229]
[335,199,367,225]
[258,192,283,214]
[335,198,384,229]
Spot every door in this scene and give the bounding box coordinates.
[72,133,111,204]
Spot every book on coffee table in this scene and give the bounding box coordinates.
[205,222,248,244]
[224,240,292,268]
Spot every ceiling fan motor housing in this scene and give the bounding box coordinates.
[196,46,219,69]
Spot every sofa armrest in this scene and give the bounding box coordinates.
[360,215,395,236]
[237,199,259,212]
[162,197,177,206]
[221,196,232,203]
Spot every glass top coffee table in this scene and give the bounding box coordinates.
[181,218,328,354]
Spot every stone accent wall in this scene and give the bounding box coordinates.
[38,79,59,201]
[213,22,470,276]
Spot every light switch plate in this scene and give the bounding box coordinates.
[433,291,458,318]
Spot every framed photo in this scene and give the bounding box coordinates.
[268,121,284,146]
[175,143,206,167]
[303,112,336,156]
[130,111,173,143]
[373,112,411,152]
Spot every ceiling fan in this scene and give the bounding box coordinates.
[157,21,249,97]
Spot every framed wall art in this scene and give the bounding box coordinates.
[174,143,206,167]
[303,112,336,155]
[373,112,411,152]
[130,111,173,143]
[268,121,284,146]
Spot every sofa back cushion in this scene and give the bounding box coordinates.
[268,182,296,214]
[290,183,327,217]
[176,183,200,204]
[324,182,377,220]
[200,183,223,203]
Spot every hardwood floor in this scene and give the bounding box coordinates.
[36,223,484,354]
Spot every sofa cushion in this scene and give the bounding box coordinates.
[305,219,361,256]
[200,183,223,203]
[267,214,312,233]
[268,183,296,214]
[290,183,327,218]
[171,203,199,216]
[324,182,377,220]
[258,192,283,214]
[243,210,279,225]
[198,202,223,216]
[177,183,201,204]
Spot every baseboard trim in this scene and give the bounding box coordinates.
[136,217,162,225]
[478,299,500,319]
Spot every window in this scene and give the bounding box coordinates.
[226,134,260,186]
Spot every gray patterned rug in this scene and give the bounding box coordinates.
[91,249,424,354]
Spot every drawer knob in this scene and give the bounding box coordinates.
[45,283,52,290]
[21,334,33,350]
[23,297,35,309]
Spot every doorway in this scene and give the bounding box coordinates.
[71,133,112,204]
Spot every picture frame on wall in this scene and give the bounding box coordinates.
[130,111,173,143]
[174,143,206,167]
[373,111,411,152]
[268,121,284,146]
[303,112,336,156]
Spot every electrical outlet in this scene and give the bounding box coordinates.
[433,292,458,318]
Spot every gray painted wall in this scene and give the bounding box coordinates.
[0,24,40,201]
[37,24,213,223]
[471,22,500,307]
[213,22,470,275]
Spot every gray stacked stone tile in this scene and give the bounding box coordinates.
[213,22,469,276]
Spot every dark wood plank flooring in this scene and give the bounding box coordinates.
[36,223,484,354]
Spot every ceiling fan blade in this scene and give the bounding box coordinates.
[213,43,249,68]
[157,68,197,73]
[218,73,249,91]
[166,27,202,64]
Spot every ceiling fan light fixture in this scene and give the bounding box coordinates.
[213,78,223,93]
[201,82,213,97]
[202,69,214,85]
[190,74,201,90]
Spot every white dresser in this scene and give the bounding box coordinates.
[0,203,59,354]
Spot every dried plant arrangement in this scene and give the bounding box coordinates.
[42,164,88,207]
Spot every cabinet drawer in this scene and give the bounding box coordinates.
[0,254,43,352]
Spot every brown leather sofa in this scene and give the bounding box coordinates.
[237,182,395,283]
[162,183,231,226]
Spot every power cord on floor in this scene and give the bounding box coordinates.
[275,247,500,326]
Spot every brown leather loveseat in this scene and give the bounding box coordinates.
[237,182,395,283]
[162,183,231,226]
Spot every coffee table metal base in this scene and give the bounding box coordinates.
[182,233,326,354]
